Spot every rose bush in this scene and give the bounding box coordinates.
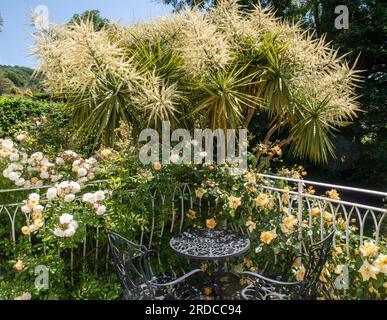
[0,130,385,300]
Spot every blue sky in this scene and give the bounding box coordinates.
[0,0,172,68]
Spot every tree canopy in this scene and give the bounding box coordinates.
[34,0,361,165]
[68,10,110,31]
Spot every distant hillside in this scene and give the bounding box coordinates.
[0,65,42,87]
[0,65,45,96]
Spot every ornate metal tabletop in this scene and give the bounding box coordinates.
[170,229,250,261]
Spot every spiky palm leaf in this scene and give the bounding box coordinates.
[191,63,261,131]
[290,96,341,163]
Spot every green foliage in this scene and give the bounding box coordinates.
[68,10,110,31]
[34,2,361,166]
[0,97,95,156]
[0,77,17,95]
[0,65,42,89]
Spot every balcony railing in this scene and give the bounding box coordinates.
[0,174,386,290]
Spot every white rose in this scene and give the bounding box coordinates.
[29,224,39,233]
[63,225,76,237]
[33,205,44,213]
[64,194,75,203]
[40,172,50,179]
[55,157,65,165]
[77,167,87,177]
[21,205,31,214]
[46,187,58,201]
[87,172,95,181]
[16,134,27,141]
[29,193,40,201]
[53,228,65,237]
[23,181,31,189]
[31,152,43,159]
[9,153,19,162]
[41,158,52,167]
[87,157,97,165]
[20,153,28,164]
[58,181,69,189]
[59,214,73,225]
[96,205,106,215]
[77,177,88,185]
[64,150,76,157]
[2,169,10,178]
[15,178,26,187]
[50,174,62,182]
[1,139,14,150]
[94,191,105,202]
[82,193,95,204]
[69,182,81,194]
[8,171,21,181]
[35,180,43,187]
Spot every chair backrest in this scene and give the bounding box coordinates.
[301,231,335,299]
[107,232,155,299]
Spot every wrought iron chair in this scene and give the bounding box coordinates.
[107,232,204,300]
[240,231,335,300]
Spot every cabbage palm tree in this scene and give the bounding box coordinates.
[34,0,361,165]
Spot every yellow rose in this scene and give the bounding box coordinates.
[332,246,343,258]
[229,196,241,209]
[21,226,30,235]
[187,209,197,220]
[326,189,341,200]
[27,199,39,209]
[373,254,387,274]
[271,145,282,156]
[30,177,39,185]
[246,220,256,233]
[280,215,298,235]
[282,193,289,205]
[247,186,258,193]
[306,186,316,194]
[255,193,269,207]
[204,287,213,296]
[152,162,161,170]
[323,211,333,223]
[206,218,217,229]
[14,260,24,271]
[359,242,378,257]
[244,172,256,184]
[200,262,208,272]
[243,258,253,268]
[33,212,43,220]
[195,188,205,199]
[267,199,275,209]
[260,229,277,245]
[311,207,320,217]
[34,218,44,228]
[337,218,346,229]
[101,148,112,158]
[358,260,380,281]
[295,265,306,281]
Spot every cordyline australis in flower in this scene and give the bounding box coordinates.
[33,0,361,164]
